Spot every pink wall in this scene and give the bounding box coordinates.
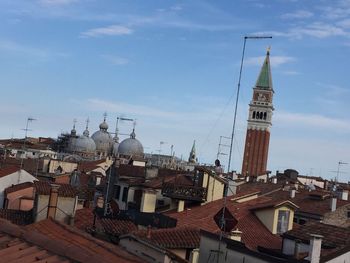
[6,187,34,211]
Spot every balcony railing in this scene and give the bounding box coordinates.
[162,183,207,202]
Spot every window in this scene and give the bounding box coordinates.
[347,210,350,218]
[277,210,290,234]
[263,112,267,120]
[252,111,256,119]
[122,187,129,202]
[114,185,121,200]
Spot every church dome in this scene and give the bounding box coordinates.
[92,117,113,154]
[99,121,108,131]
[74,135,96,153]
[118,129,144,157]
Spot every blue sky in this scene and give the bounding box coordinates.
[0,0,350,180]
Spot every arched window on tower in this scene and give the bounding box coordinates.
[259,112,263,119]
[253,111,256,119]
[264,112,267,120]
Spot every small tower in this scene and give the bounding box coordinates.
[188,140,197,163]
[241,48,274,177]
[70,119,77,137]
[83,118,90,137]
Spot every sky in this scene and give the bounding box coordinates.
[0,0,349,181]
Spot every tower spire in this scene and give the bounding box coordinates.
[255,47,273,91]
[188,140,197,163]
[114,118,119,143]
[71,119,77,136]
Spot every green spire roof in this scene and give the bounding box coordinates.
[255,48,273,90]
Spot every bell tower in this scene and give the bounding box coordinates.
[241,48,274,177]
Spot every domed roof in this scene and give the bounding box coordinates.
[92,116,113,154]
[99,120,108,131]
[74,135,96,153]
[91,130,113,153]
[118,129,144,157]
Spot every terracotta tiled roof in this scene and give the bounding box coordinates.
[74,208,99,231]
[236,181,283,195]
[78,159,107,172]
[26,218,143,262]
[117,164,145,178]
[100,218,137,236]
[5,181,34,194]
[168,196,284,251]
[265,189,350,216]
[283,221,350,259]
[143,174,193,189]
[2,158,44,175]
[134,227,200,249]
[0,209,33,225]
[0,218,69,262]
[34,181,78,198]
[74,208,137,237]
[0,165,20,178]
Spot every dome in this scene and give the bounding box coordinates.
[74,135,96,153]
[91,130,113,154]
[118,129,144,157]
[99,121,108,131]
[91,116,113,154]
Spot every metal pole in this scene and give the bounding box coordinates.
[227,36,272,173]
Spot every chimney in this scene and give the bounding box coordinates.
[227,179,237,196]
[340,189,348,201]
[47,184,60,219]
[294,239,301,259]
[140,189,157,213]
[229,228,242,242]
[330,196,337,212]
[146,225,152,239]
[309,234,323,263]
[177,200,185,212]
[272,177,277,184]
[290,188,296,198]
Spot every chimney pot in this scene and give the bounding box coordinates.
[309,234,323,263]
[290,189,296,198]
[229,228,242,242]
[146,225,152,239]
[330,196,337,212]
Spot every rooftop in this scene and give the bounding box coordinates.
[26,218,142,262]
[168,195,287,251]
[34,181,78,198]
[283,221,350,260]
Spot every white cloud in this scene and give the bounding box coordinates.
[101,55,129,65]
[80,25,133,38]
[256,22,348,39]
[245,55,296,67]
[0,39,68,60]
[275,111,350,133]
[280,70,300,75]
[281,10,314,19]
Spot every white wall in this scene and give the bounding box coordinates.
[0,170,37,207]
[35,194,76,223]
[327,251,350,263]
